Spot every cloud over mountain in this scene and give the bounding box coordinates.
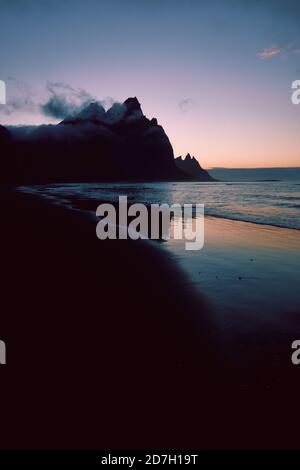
[41,81,96,119]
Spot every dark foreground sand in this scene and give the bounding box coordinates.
[0,188,299,449]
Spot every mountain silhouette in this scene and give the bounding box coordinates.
[0,98,213,184]
[175,154,214,181]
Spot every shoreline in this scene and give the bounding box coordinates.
[17,181,300,232]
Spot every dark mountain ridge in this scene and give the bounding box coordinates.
[0,98,213,184]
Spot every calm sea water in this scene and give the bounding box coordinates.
[19,180,300,230]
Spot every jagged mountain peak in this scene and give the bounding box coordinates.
[73,101,105,121]
[124,97,141,111]
[123,97,143,121]
[61,97,145,125]
[183,153,202,168]
[61,101,105,125]
[175,153,214,181]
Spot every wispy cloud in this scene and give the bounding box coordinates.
[178,98,193,113]
[0,78,98,120]
[257,43,300,60]
[41,81,96,119]
[0,76,37,115]
[257,44,283,60]
[0,78,121,123]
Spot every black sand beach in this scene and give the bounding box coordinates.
[0,189,300,449]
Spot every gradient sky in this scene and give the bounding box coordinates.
[0,0,300,168]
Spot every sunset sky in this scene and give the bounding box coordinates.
[0,0,300,168]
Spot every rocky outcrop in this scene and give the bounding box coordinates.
[175,154,214,181]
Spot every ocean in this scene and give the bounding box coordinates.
[19,180,300,230]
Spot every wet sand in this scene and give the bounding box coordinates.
[0,189,300,449]
[165,215,300,331]
[164,217,300,423]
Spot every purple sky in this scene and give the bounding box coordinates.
[0,0,300,168]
